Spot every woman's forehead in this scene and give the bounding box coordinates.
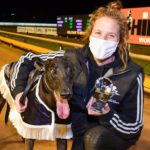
[93,16,120,34]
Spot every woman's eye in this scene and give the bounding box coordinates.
[110,34,115,37]
[108,34,115,38]
[95,31,102,36]
[107,34,118,40]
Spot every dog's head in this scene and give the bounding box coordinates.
[44,56,75,100]
[43,56,76,119]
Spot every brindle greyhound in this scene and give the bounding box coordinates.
[0,55,77,150]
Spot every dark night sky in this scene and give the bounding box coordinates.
[0,0,150,23]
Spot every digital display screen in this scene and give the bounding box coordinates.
[57,15,90,36]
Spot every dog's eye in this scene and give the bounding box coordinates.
[66,67,70,74]
[66,67,74,78]
[50,68,58,78]
[66,67,71,75]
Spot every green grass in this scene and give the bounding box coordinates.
[0,32,75,50]
[0,32,150,75]
[132,59,150,75]
[130,44,150,75]
[130,44,150,55]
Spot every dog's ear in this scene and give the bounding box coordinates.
[64,53,87,86]
[64,52,79,66]
[34,61,45,72]
[63,55,78,71]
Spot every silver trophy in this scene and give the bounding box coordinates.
[91,77,118,113]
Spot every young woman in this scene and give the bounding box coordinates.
[13,1,144,150]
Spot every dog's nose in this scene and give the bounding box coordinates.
[60,89,72,99]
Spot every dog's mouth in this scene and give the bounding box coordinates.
[60,93,72,100]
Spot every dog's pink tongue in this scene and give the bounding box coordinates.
[56,101,70,119]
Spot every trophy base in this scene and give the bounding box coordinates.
[91,101,105,113]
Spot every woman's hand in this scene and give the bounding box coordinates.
[86,96,110,116]
[14,92,28,113]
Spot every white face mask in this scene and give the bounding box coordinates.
[89,36,118,60]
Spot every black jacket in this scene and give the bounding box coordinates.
[11,45,144,143]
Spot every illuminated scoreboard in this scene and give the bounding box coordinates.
[57,15,90,36]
